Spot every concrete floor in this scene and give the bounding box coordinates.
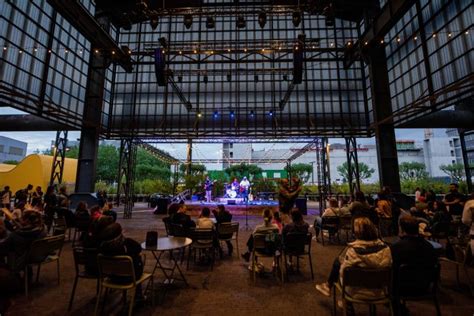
[6,203,474,316]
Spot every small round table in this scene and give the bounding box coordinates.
[141,237,192,287]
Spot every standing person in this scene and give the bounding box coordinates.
[1,186,12,210]
[43,185,57,232]
[204,176,213,203]
[415,187,421,202]
[14,184,32,208]
[31,186,43,208]
[443,183,465,216]
[240,176,251,202]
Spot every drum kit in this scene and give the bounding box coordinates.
[225,183,239,198]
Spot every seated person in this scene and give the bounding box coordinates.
[75,201,89,218]
[349,191,377,224]
[390,215,438,313]
[429,201,451,236]
[168,203,195,234]
[375,192,392,219]
[0,210,47,273]
[314,199,341,238]
[196,207,214,229]
[241,209,279,262]
[272,211,283,233]
[89,205,103,222]
[213,205,234,255]
[102,202,117,222]
[315,217,392,299]
[282,210,309,237]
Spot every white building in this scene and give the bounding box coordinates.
[0,135,27,163]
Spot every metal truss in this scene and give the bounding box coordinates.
[117,138,137,219]
[459,130,474,193]
[345,137,360,197]
[49,130,69,187]
[315,137,331,210]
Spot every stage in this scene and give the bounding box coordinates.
[184,199,279,216]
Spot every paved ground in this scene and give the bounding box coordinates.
[6,203,474,316]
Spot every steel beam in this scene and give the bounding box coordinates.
[345,137,360,197]
[117,138,137,219]
[49,131,68,187]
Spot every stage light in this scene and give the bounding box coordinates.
[184,14,193,29]
[213,111,219,118]
[230,111,235,118]
[254,75,259,82]
[292,10,301,27]
[150,17,159,30]
[258,11,267,28]
[268,110,273,116]
[236,16,246,28]
[227,73,232,82]
[206,16,215,29]
[197,111,202,118]
[250,110,254,117]
[203,75,208,83]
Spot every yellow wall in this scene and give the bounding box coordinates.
[0,154,77,192]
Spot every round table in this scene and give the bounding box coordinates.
[141,237,192,290]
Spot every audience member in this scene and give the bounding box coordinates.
[31,186,43,208]
[43,185,57,231]
[283,210,309,237]
[429,201,451,236]
[272,211,283,233]
[350,191,378,224]
[90,205,103,221]
[169,203,196,231]
[443,183,465,216]
[102,202,118,222]
[376,192,392,218]
[213,205,234,256]
[315,217,391,299]
[14,184,33,207]
[197,207,214,229]
[462,193,474,254]
[241,209,279,262]
[1,186,12,209]
[0,210,46,273]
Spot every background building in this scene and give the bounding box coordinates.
[0,135,27,163]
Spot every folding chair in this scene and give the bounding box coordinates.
[283,232,314,280]
[68,247,99,311]
[251,229,283,284]
[217,222,240,256]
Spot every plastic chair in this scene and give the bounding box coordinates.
[68,247,99,311]
[187,229,216,270]
[333,266,393,316]
[396,263,441,316]
[318,216,340,246]
[283,232,314,280]
[24,234,65,298]
[217,222,240,256]
[95,254,154,316]
[251,229,283,284]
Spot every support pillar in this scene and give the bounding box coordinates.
[117,138,137,219]
[368,46,401,192]
[186,138,193,175]
[49,130,68,187]
[316,137,331,211]
[345,137,361,197]
[460,130,473,193]
[75,12,110,193]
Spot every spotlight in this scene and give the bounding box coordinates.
[250,110,255,117]
[258,11,267,28]
[236,16,246,28]
[203,75,208,83]
[292,10,301,27]
[230,111,235,118]
[206,16,215,29]
[184,14,193,29]
[227,73,232,82]
[197,111,202,118]
[150,16,159,30]
[254,75,259,82]
[213,111,219,118]
[269,110,273,116]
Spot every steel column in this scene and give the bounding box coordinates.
[117,138,137,219]
[49,130,68,187]
[316,137,331,211]
[459,130,473,193]
[345,137,361,197]
[367,46,401,192]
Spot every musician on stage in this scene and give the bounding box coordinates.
[239,176,251,202]
[231,178,239,192]
[204,176,213,203]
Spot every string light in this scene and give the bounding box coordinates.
[448,32,452,37]
[396,37,401,43]
[95,49,99,54]
[465,30,469,35]
[414,36,418,41]
[48,49,52,53]
[111,50,115,55]
[34,48,38,52]
[65,49,68,53]
[432,33,437,38]
[261,48,265,52]
[380,39,384,44]
[227,48,231,52]
[364,41,368,46]
[193,49,197,53]
[329,42,334,47]
[3,46,7,51]
[178,50,182,54]
[244,48,248,52]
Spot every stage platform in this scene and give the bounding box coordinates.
[184,200,279,216]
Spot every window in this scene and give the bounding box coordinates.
[8,146,24,156]
[262,172,267,178]
[274,172,281,178]
[0,145,4,153]
[229,152,233,158]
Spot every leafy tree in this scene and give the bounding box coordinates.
[179,163,207,176]
[337,162,375,182]
[284,163,313,183]
[224,163,262,181]
[398,162,429,180]
[2,160,19,165]
[439,163,465,182]
[96,145,120,183]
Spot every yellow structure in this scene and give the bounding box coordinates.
[0,154,77,193]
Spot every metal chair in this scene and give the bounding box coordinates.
[333,266,393,316]
[162,217,173,236]
[338,216,353,242]
[95,254,154,316]
[251,229,283,284]
[169,223,188,237]
[282,232,314,280]
[24,234,65,298]
[317,216,340,246]
[72,216,91,246]
[68,247,99,311]
[396,263,442,316]
[217,222,240,256]
[440,240,474,296]
[52,217,69,238]
[187,229,216,270]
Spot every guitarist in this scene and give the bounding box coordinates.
[204,176,214,203]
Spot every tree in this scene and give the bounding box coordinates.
[284,163,313,183]
[398,162,429,180]
[337,162,375,182]
[440,163,465,182]
[96,144,120,183]
[224,163,262,181]
[2,160,19,165]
